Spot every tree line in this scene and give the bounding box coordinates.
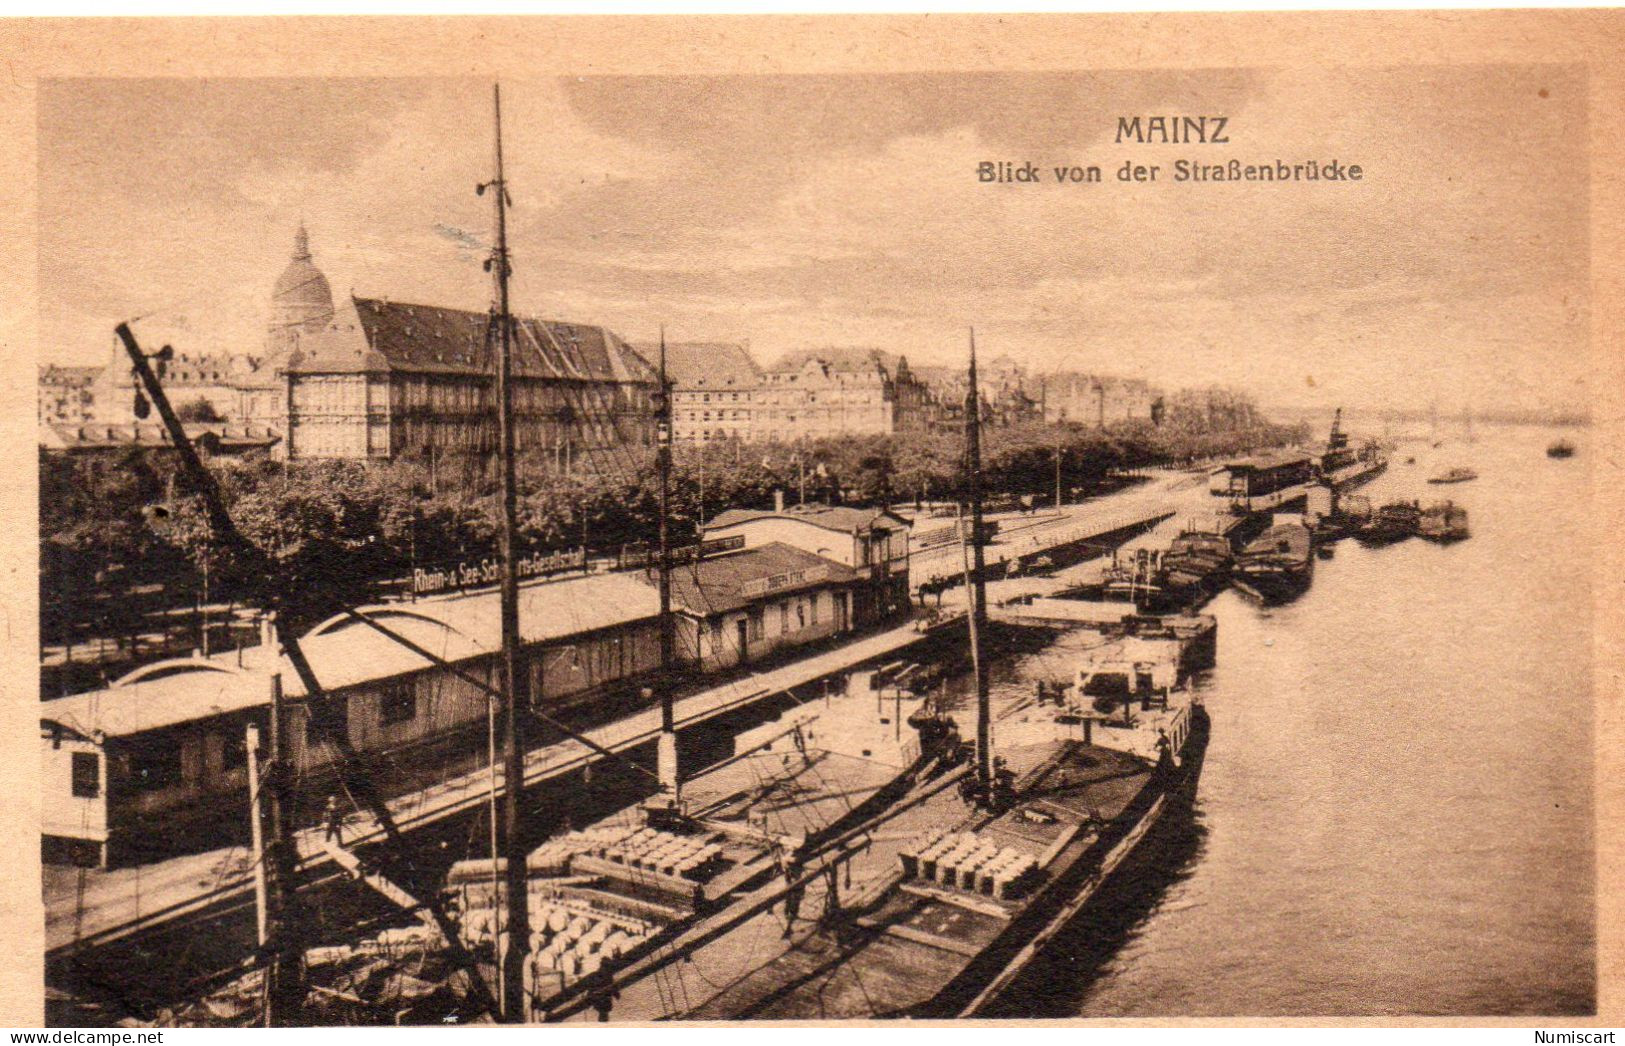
[40,391,1307,643]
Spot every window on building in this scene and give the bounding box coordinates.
[749,609,765,641]
[779,602,790,635]
[71,752,99,799]
[808,594,819,624]
[221,731,248,771]
[129,741,183,792]
[303,696,349,748]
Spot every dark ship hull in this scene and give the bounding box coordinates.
[1234,523,1313,603]
[1153,531,1233,611]
[683,706,1212,1020]
[1417,501,1470,543]
[1356,502,1421,546]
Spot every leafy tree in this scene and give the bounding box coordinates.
[174,397,223,423]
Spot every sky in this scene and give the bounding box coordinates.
[37,68,1590,415]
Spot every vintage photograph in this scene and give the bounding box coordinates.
[22,32,1610,1027]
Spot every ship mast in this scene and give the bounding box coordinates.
[481,81,531,1022]
[964,328,993,800]
[655,327,680,804]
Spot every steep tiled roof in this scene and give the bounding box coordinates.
[39,365,103,387]
[768,348,904,378]
[635,342,762,389]
[282,297,657,385]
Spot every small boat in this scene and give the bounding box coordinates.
[1306,487,1359,546]
[1099,547,1164,606]
[1417,500,1470,543]
[1427,466,1478,484]
[1547,439,1576,459]
[1356,500,1421,545]
[1234,520,1313,603]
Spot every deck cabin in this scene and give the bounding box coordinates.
[1211,452,1314,513]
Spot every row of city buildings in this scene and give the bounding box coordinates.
[39,227,1161,460]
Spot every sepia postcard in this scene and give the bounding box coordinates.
[0,10,1621,1031]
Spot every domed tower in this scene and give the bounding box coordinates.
[268,224,334,350]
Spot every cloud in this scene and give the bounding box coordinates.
[38,69,1589,415]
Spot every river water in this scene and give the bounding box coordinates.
[997,424,1595,1017]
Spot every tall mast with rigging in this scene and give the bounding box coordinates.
[964,328,993,800]
[481,81,531,1022]
[655,328,680,804]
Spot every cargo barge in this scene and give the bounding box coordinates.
[1234,518,1314,604]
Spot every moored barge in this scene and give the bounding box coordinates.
[1417,501,1470,543]
[1356,500,1422,546]
[1234,518,1314,603]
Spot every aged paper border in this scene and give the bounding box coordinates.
[0,10,1619,1029]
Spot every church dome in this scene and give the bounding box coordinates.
[269,225,335,346]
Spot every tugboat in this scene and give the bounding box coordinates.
[1417,501,1470,543]
[1233,517,1313,603]
[1316,408,1387,489]
[1547,439,1576,459]
[1427,466,1478,484]
[1356,500,1421,545]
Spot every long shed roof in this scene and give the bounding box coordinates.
[1222,450,1312,472]
[705,504,911,534]
[41,571,663,741]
